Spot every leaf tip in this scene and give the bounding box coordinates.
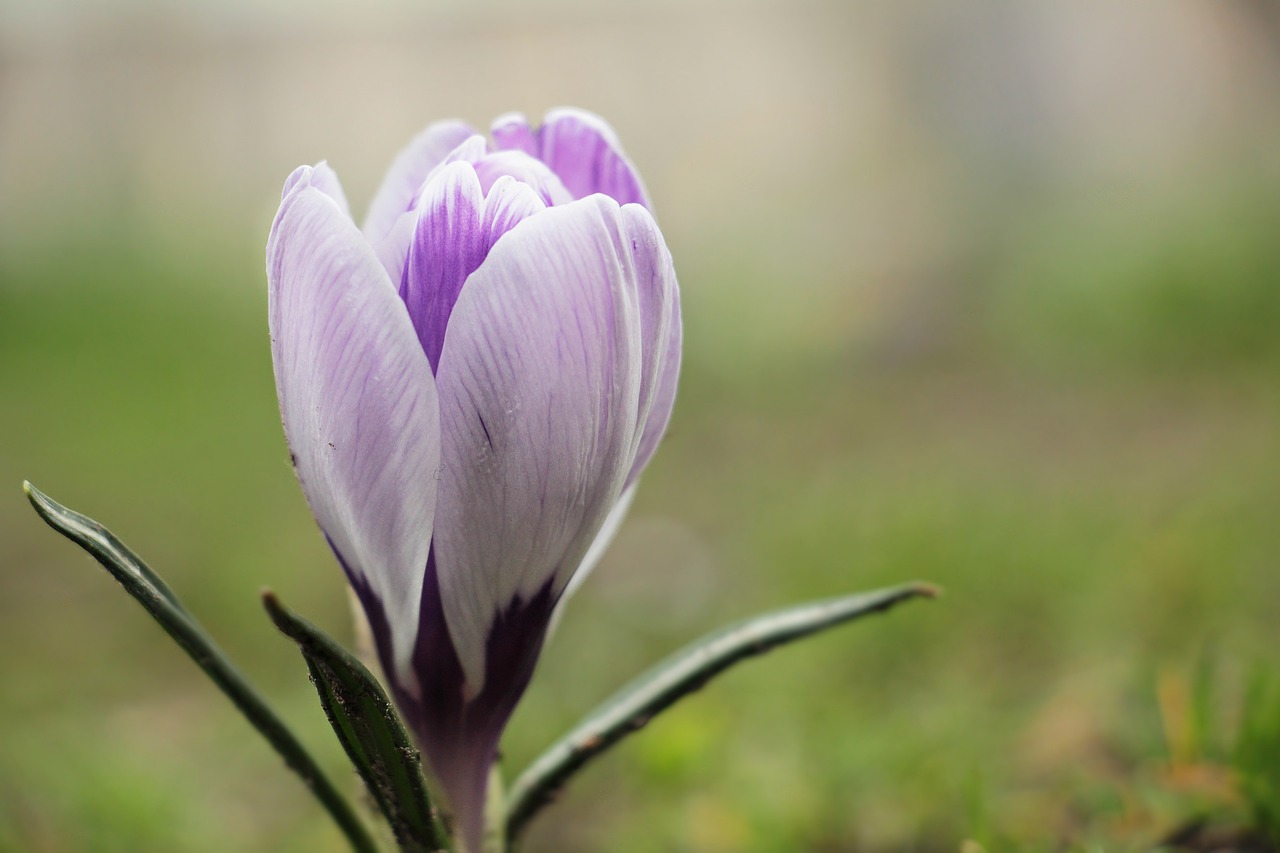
[261,588,289,628]
[22,481,58,523]
[23,480,44,507]
[262,590,310,648]
[911,582,942,600]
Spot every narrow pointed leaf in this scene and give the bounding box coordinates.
[505,582,938,843]
[263,591,452,853]
[22,482,378,853]
[25,483,184,608]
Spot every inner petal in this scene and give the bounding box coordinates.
[493,109,651,209]
[473,149,574,207]
[400,161,546,372]
[490,112,538,157]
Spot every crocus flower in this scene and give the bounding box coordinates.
[266,108,680,849]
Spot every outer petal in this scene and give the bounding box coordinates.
[400,162,546,372]
[307,161,351,218]
[268,165,440,682]
[631,315,681,484]
[424,196,662,847]
[433,195,647,691]
[548,206,680,625]
[618,204,681,486]
[362,119,475,243]
[530,108,652,209]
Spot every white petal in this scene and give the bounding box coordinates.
[619,203,681,486]
[308,161,351,218]
[431,195,653,691]
[268,165,440,682]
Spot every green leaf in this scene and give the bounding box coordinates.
[505,582,938,844]
[263,591,452,853]
[22,482,379,853]
[1234,668,1280,845]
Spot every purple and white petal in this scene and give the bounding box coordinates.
[535,108,652,209]
[268,166,440,683]
[432,194,651,693]
[548,209,678,622]
[362,120,475,244]
[399,162,489,374]
[425,195,660,845]
[400,162,546,372]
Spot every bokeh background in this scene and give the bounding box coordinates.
[3,1,1280,850]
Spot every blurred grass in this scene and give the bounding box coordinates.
[987,177,1280,376]
[1236,671,1280,847]
[2,171,1279,853]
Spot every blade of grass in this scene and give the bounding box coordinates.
[505,582,938,844]
[23,481,379,853]
[264,591,453,853]
[1235,668,1280,845]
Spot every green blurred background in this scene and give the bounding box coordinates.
[3,2,1279,850]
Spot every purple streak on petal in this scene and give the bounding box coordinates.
[363,120,476,243]
[399,162,546,373]
[534,108,652,209]
[404,550,557,853]
[410,550,466,716]
[332,531,508,853]
[379,551,459,799]
[268,165,440,679]
[399,163,488,374]
[432,194,648,695]
[347,543,551,852]
[490,112,538,156]
[327,533,400,692]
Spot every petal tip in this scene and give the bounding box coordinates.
[490,110,529,131]
[281,164,313,200]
